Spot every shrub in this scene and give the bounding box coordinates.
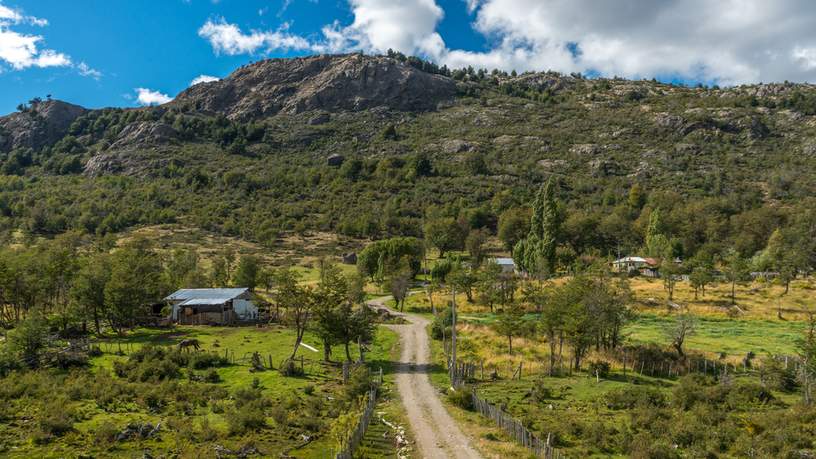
[345,366,372,401]
[94,421,118,445]
[226,401,266,435]
[303,384,315,395]
[37,399,75,438]
[204,368,221,383]
[270,404,288,426]
[279,358,304,377]
[530,382,553,403]
[447,387,474,410]
[588,360,611,378]
[606,386,666,410]
[189,352,229,370]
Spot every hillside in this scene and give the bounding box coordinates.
[1,53,816,262]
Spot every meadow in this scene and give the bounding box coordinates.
[0,324,400,458]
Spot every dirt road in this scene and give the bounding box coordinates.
[371,296,482,459]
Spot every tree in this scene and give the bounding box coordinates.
[465,229,488,266]
[689,266,713,300]
[70,253,110,334]
[356,237,424,282]
[764,228,805,295]
[104,240,164,333]
[477,260,503,312]
[272,269,315,360]
[645,209,671,258]
[798,311,816,404]
[497,208,530,251]
[448,264,477,302]
[233,255,260,290]
[667,313,697,357]
[722,248,749,305]
[513,179,560,277]
[313,263,347,361]
[388,268,411,312]
[7,313,49,368]
[628,183,646,209]
[492,303,525,354]
[423,217,466,257]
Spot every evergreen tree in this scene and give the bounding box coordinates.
[513,178,560,277]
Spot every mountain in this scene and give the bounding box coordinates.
[0,99,87,152]
[1,53,816,261]
[172,53,457,120]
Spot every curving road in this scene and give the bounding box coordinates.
[370,296,482,459]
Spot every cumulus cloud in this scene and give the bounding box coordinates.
[0,2,78,71]
[190,74,219,85]
[202,0,816,85]
[198,18,314,55]
[135,87,172,106]
[0,29,71,69]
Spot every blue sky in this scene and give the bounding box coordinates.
[2,0,816,115]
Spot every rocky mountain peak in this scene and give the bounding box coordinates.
[0,99,87,152]
[171,53,458,120]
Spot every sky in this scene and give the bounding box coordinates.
[2,0,816,115]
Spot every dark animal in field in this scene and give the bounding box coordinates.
[177,339,201,352]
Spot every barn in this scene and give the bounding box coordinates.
[165,288,259,325]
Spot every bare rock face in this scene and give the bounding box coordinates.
[0,100,87,152]
[109,122,178,150]
[171,54,457,120]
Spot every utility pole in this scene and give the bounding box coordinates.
[450,285,457,385]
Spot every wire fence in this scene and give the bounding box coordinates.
[449,362,563,458]
[333,367,384,459]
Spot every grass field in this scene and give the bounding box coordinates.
[0,324,400,458]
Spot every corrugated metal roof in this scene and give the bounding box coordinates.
[178,298,230,306]
[165,288,248,301]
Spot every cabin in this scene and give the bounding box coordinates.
[612,256,660,277]
[493,257,517,274]
[165,288,259,325]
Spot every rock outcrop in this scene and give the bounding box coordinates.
[0,100,87,152]
[171,54,457,120]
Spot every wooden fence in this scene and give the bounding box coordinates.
[470,391,563,459]
[334,387,378,459]
[334,367,384,459]
[450,361,563,458]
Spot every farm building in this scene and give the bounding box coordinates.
[165,288,259,325]
[493,257,517,273]
[612,256,660,277]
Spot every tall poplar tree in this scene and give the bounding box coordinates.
[513,178,560,277]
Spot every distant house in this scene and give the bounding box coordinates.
[612,256,660,277]
[493,257,517,274]
[165,288,258,325]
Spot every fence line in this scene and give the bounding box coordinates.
[469,391,563,459]
[334,367,384,459]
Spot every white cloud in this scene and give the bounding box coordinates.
[199,0,816,84]
[190,74,219,85]
[0,28,71,69]
[198,18,314,55]
[78,61,101,79]
[0,2,73,71]
[135,87,172,106]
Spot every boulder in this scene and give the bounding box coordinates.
[327,154,345,167]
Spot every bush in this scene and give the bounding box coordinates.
[94,421,118,445]
[279,358,304,377]
[226,401,266,435]
[431,307,453,340]
[37,398,74,438]
[606,386,666,410]
[204,368,221,383]
[189,352,229,370]
[588,360,611,378]
[447,387,474,410]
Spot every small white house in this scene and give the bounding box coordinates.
[165,288,258,325]
[612,256,660,277]
[493,257,517,274]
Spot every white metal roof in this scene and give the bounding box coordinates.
[165,288,248,302]
[494,257,515,265]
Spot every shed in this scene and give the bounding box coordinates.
[493,257,517,273]
[165,288,258,325]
